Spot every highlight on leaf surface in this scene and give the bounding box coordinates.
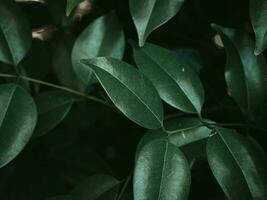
[134,139,191,200]
[132,41,204,114]
[130,0,184,46]
[81,57,164,129]
[71,11,125,85]
[0,0,32,65]
[212,24,267,119]
[0,84,37,168]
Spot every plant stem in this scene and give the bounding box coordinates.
[0,73,116,110]
[163,124,205,135]
[116,171,132,200]
[163,122,267,136]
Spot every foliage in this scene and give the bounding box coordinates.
[0,0,267,199]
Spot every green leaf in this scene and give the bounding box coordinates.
[70,174,120,200]
[207,128,267,200]
[72,12,125,85]
[34,91,73,137]
[134,139,190,200]
[130,0,184,46]
[250,0,267,55]
[66,0,84,16]
[166,118,212,147]
[0,0,32,65]
[212,24,267,118]
[52,33,85,91]
[0,84,37,168]
[132,42,204,114]
[135,130,166,161]
[81,57,163,129]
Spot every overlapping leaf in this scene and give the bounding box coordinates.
[212,24,267,118]
[132,42,204,114]
[0,84,37,168]
[72,12,125,85]
[34,91,73,137]
[207,128,267,200]
[66,0,84,16]
[81,57,163,129]
[166,118,212,147]
[130,0,184,46]
[134,139,190,200]
[0,0,32,65]
[250,0,267,55]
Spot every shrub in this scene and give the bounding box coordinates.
[0,0,267,199]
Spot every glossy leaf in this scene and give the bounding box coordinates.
[212,24,267,118]
[207,128,267,200]
[166,118,212,147]
[34,91,73,137]
[66,0,83,16]
[134,139,190,200]
[130,0,184,46]
[0,0,32,65]
[0,84,37,168]
[81,57,163,129]
[135,130,166,161]
[132,42,204,114]
[72,12,125,85]
[70,174,120,200]
[250,0,267,55]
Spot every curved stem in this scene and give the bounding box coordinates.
[163,124,205,135]
[116,171,132,200]
[163,122,267,136]
[0,73,116,110]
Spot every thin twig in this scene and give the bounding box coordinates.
[116,171,132,200]
[0,73,116,110]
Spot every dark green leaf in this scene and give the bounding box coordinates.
[34,91,73,137]
[0,84,37,168]
[0,0,32,65]
[166,118,212,147]
[66,0,84,16]
[207,128,267,200]
[132,42,204,114]
[72,12,125,85]
[212,24,267,118]
[134,139,190,200]
[130,0,184,46]
[135,130,166,161]
[81,57,163,129]
[52,34,85,90]
[250,0,267,55]
[70,174,120,200]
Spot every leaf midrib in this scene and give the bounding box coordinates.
[0,85,17,128]
[140,49,197,112]
[90,62,162,125]
[217,129,253,198]
[157,141,169,200]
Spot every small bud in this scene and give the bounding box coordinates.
[73,0,93,22]
[32,26,57,41]
[213,34,224,49]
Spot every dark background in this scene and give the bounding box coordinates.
[1,0,266,199]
